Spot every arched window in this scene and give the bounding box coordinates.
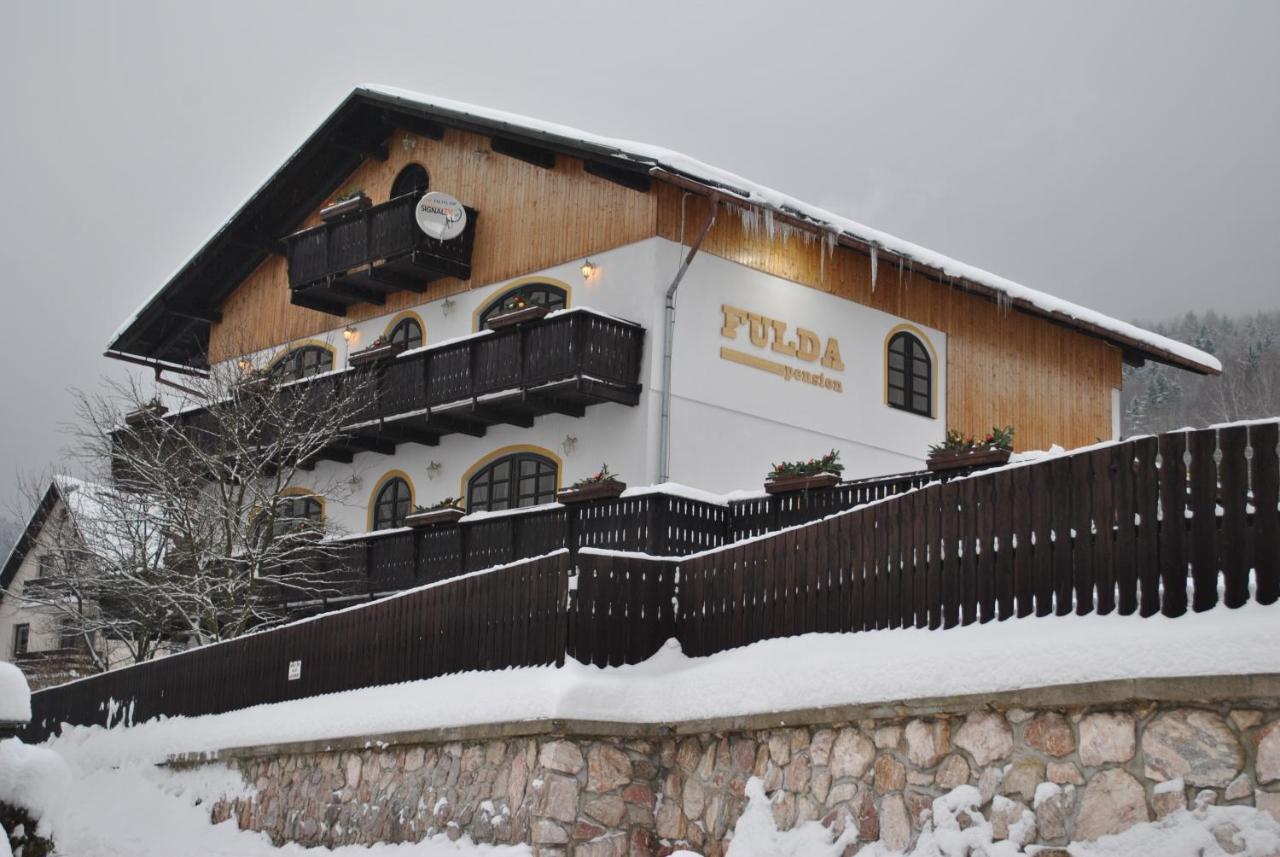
[477,282,568,328]
[388,316,423,349]
[466,453,558,512]
[391,163,429,199]
[272,345,333,381]
[255,494,323,542]
[278,495,323,527]
[372,476,412,530]
[887,331,932,417]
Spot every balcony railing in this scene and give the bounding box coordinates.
[340,309,644,451]
[125,309,644,471]
[272,468,949,611]
[279,489,729,609]
[286,192,478,315]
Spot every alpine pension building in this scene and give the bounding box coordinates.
[106,86,1218,549]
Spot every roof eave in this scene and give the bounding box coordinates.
[649,168,1221,376]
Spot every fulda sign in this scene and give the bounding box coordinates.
[415,191,467,241]
[719,303,846,394]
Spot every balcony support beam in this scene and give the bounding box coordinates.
[490,136,556,169]
[333,134,389,162]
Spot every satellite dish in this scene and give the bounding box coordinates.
[414,191,467,241]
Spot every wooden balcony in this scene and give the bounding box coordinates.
[285,192,478,315]
[133,309,645,469]
[333,309,644,459]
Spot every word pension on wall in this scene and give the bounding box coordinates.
[719,303,845,393]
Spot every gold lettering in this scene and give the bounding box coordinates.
[795,328,820,362]
[770,319,797,357]
[720,304,747,339]
[821,337,845,371]
[748,313,769,347]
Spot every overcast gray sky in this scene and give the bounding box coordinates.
[1,0,1277,514]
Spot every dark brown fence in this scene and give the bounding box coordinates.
[677,422,1280,657]
[728,470,947,541]
[27,422,1280,742]
[287,474,948,608]
[276,492,729,608]
[25,552,573,741]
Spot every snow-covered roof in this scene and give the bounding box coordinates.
[107,85,1219,375]
[364,86,1218,375]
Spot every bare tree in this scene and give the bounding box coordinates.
[4,350,376,664]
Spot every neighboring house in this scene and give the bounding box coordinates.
[103,86,1219,565]
[0,479,101,690]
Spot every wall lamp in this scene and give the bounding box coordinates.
[580,259,597,281]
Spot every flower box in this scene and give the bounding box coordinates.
[926,445,1011,472]
[404,507,465,529]
[557,480,627,504]
[319,193,371,221]
[763,472,841,494]
[235,375,274,395]
[486,304,550,330]
[348,342,405,367]
[124,403,168,426]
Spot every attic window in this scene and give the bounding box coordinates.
[391,164,429,199]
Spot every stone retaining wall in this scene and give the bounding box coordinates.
[203,677,1280,855]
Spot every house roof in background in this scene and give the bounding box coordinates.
[107,86,1220,376]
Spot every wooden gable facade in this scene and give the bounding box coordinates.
[207,126,1122,452]
[111,88,1215,460]
[209,126,658,364]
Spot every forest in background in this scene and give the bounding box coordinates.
[1122,310,1280,437]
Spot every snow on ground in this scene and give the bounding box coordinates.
[0,738,529,857]
[0,663,30,724]
[36,600,1280,771]
[5,737,1278,857]
[715,776,1280,857]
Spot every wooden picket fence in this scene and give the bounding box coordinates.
[676,421,1280,656]
[25,552,572,740]
[24,421,1280,741]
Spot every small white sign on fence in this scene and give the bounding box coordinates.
[287,660,302,681]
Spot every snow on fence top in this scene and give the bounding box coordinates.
[362,84,1219,375]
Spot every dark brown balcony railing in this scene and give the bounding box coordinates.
[128,309,644,470]
[342,309,644,446]
[286,192,478,315]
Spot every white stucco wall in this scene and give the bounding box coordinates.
[659,242,946,491]
[208,235,946,529]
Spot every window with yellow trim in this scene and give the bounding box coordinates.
[887,331,932,417]
[477,282,567,328]
[466,453,558,512]
[272,345,333,381]
[372,477,413,530]
[388,316,423,349]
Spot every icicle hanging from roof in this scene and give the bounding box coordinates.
[870,246,879,293]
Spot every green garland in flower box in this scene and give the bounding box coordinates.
[767,449,844,480]
[928,426,1014,455]
[558,464,626,503]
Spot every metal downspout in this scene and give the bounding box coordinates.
[658,194,718,483]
